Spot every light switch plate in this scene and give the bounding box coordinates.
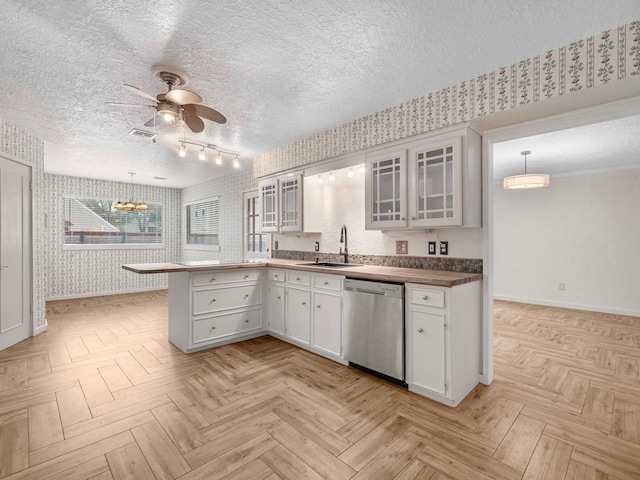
[274,240,278,250]
[314,241,320,252]
[396,240,408,255]
[439,241,448,255]
[428,241,436,255]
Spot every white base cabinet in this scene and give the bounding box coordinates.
[405,281,481,407]
[168,268,265,353]
[267,268,346,363]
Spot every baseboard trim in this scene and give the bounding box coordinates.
[46,287,167,301]
[34,322,48,336]
[494,295,640,317]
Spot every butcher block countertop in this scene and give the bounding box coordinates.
[122,258,481,288]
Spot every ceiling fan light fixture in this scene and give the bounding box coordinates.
[503,151,550,189]
[157,102,181,123]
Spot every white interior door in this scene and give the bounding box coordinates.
[0,156,31,351]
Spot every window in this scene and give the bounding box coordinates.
[63,197,163,248]
[186,197,220,250]
[242,190,269,259]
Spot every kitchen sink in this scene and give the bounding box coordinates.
[295,262,362,268]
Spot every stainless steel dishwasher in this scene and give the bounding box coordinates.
[342,278,405,386]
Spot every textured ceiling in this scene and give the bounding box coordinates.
[1,1,639,188]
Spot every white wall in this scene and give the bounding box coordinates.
[275,165,483,259]
[494,167,640,316]
[44,174,181,299]
[181,169,256,263]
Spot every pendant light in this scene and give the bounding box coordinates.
[114,173,148,211]
[503,151,550,189]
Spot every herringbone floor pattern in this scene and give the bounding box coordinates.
[0,291,639,479]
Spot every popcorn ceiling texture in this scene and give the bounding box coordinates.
[254,21,640,178]
[272,250,483,274]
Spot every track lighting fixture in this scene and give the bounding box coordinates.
[233,155,240,168]
[174,139,241,167]
[178,143,187,157]
[199,148,205,161]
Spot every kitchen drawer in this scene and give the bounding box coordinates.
[193,284,262,315]
[192,269,262,287]
[193,308,263,343]
[269,269,286,282]
[408,287,445,308]
[313,274,342,291]
[287,271,311,286]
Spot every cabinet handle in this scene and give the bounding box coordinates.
[418,328,424,333]
[209,298,217,304]
[324,281,329,286]
[422,295,429,300]
[277,296,281,300]
[316,305,321,308]
[274,275,279,279]
[210,326,216,331]
[244,275,249,279]
[209,277,216,282]
[401,216,406,220]
[296,277,301,281]
[244,294,249,299]
[411,216,416,221]
[244,319,249,323]
[302,301,306,305]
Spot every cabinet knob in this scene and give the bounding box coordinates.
[324,281,329,286]
[422,295,429,300]
[210,326,216,331]
[296,277,301,281]
[244,294,249,299]
[244,319,249,323]
[401,217,406,221]
[244,274,249,279]
[418,328,424,333]
[209,298,216,304]
[209,277,216,282]
[316,305,321,308]
[274,275,279,279]
[277,296,281,300]
[411,216,416,221]
[302,301,306,305]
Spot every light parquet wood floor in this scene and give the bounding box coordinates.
[0,292,639,479]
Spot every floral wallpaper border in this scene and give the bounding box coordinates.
[254,20,640,178]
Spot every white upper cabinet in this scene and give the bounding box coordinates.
[259,174,303,233]
[365,125,481,230]
[364,147,408,229]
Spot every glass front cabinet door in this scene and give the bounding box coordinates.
[259,175,303,233]
[408,135,462,227]
[364,148,408,229]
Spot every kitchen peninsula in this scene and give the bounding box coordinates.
[124,259,482,407]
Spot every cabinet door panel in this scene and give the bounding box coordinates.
[409,309,446,394]
[268,282,285,335]
[259,180,278,232]
[286,286,311,345]
[312,291,341,357]
[365,149,407,229]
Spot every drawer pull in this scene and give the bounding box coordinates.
[209,298,217,304]
[296,277,301,281]
[274,274,279,279]
[210,326,216,331]
[277,296,281,300]
[244,294,249,299]
[316,305,321,308]
[422,295,429,300]
[301,301,306,306]
[209,277,216,282]
[324,281,329,286]
[418,328,424,333]
[244,319,249,323]
[244,274,249,279]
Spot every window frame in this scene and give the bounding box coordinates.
[62,195,165,251]
[184,196,221,252]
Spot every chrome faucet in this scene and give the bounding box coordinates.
[339,225,348,264]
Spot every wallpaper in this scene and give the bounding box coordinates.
[181,169,256,263]
[254,20,640,178]
[44,174,181,298]
[0,120,46,329]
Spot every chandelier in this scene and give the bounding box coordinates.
[503,151,550,189]
[115,172,148,211]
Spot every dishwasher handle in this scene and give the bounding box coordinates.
[345,287,387,295]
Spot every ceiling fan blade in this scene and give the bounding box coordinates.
[165,89,202,105]
[182,105,205,133]
[107,102,154,108]
[123,84,159,103]
[190,104,227,124]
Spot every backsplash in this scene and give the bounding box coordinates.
[272,250,482,274]
[254,20,640,178]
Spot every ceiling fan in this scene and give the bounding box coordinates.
[107,66,226,133]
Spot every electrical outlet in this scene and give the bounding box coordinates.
[428,241,436,255]
[439,241,449,255]
[274,240,278,250]
[559,283,566,291]
[396,240,408,255]
[314,241,320,252]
